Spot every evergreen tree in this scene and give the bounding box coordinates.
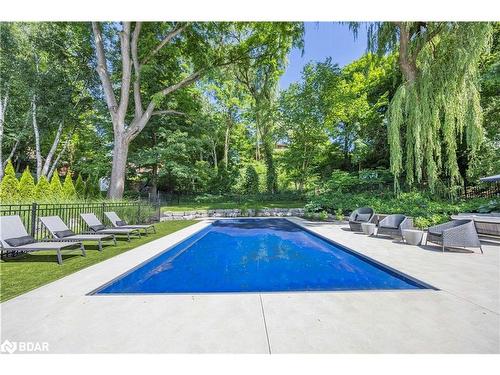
[75,174,86,199]
[242,165,260,194]
[35,175,52,202]
[0,160,20,203]
[62,172,76,200]
[49,172,63,199]
[18,166,36,202]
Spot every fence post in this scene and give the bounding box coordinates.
[101,202,105,222]
[30,202,37,238]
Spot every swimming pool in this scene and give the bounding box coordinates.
[93,219,432,294]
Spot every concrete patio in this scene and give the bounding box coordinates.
[1,218,499,353]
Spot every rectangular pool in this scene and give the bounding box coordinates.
[93,219,432,294]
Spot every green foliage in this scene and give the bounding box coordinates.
[84,177,100,199]
[307,190,491,228]
[49,173,63,198]
[62,172,76,200]
[370,22,493,191]
[74,174,86,199]
[0,160,20,202]
[242,165,260,194]
[34,175,51,202]
[477,199,500,213]
[18,166,36,202]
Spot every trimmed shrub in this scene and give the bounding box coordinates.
[35,175,51,202]
[0,160,19,203]
[49,173,63,198]
[18,166,36,202]
[242,165,259,194]
[62,172,76,200]
[75,174,86,199]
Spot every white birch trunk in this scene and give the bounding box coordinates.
[0,93,7,180]
[31,96,43,180]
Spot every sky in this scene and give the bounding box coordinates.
[279,22,368,90]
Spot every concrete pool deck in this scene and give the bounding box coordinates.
[1,217,499,353]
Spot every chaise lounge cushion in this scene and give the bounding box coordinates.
[54,229,75,238]
[356,213,371,222]
[116,220,127,226]
[5,235,36,247]
[90,224,106,232]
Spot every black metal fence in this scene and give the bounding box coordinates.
[0,201,160,242]
[463,183,500,199]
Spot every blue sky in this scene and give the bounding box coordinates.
[279,22,368,90]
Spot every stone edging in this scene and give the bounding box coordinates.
[161,208,305,220]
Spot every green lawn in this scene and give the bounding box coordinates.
[0,220,197,302]
[162,199,305,212]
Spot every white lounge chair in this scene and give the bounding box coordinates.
[40,216,116,251]
[0,215,85,264]
[80,213,141,242]
[104,211,156,235]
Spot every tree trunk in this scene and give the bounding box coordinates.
[263,141,277,194]
[108,136,129,199]
[41,120,64,177]
[223,114,232,168]
[397,22,418,83]
[0,93,7,181]
[31,96,43,180]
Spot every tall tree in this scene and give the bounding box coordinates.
[235,23,303,193]
[92,22,303,199]
[351,22,493,191]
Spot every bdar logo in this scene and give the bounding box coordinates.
[0,340,17,354]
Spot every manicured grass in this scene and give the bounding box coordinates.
[162,200,305,212]
[0,220,197,302]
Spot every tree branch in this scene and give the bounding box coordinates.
[3,138,20,169]
[141,22,189,65]
[131,22,143,119]
[47,128,74,180]
[151,110,186,116]
[91,22,118,118]
[41,119,64,177]
[117,22,132,125]
[157,69,203,97]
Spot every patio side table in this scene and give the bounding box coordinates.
[402,229,424,245]
[361,222,376,236]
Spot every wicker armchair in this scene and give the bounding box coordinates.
[348,207,375,232]
[376,214,412,238]
[426,219,483,253]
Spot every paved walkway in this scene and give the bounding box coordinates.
[1,218,498,353]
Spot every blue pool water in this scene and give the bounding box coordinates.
[94,219,430,294]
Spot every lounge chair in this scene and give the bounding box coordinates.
[426,219,483,253]
[0,215,85,264]
[80,213,141,242]
[348,207,375,232]
[104,211,156,235]
[376,214,413,238]
[40,216,116,251]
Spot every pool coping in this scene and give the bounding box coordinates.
[87,217,437,296]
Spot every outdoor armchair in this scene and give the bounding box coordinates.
[104,211,156,235]
[80,213,141,242]
[376,214,413,238]
[0,215,85,264]
[348,207,375,232]
[426,219,483,253]
[40,216,116,251]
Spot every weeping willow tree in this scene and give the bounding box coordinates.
[351,22,492,193]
